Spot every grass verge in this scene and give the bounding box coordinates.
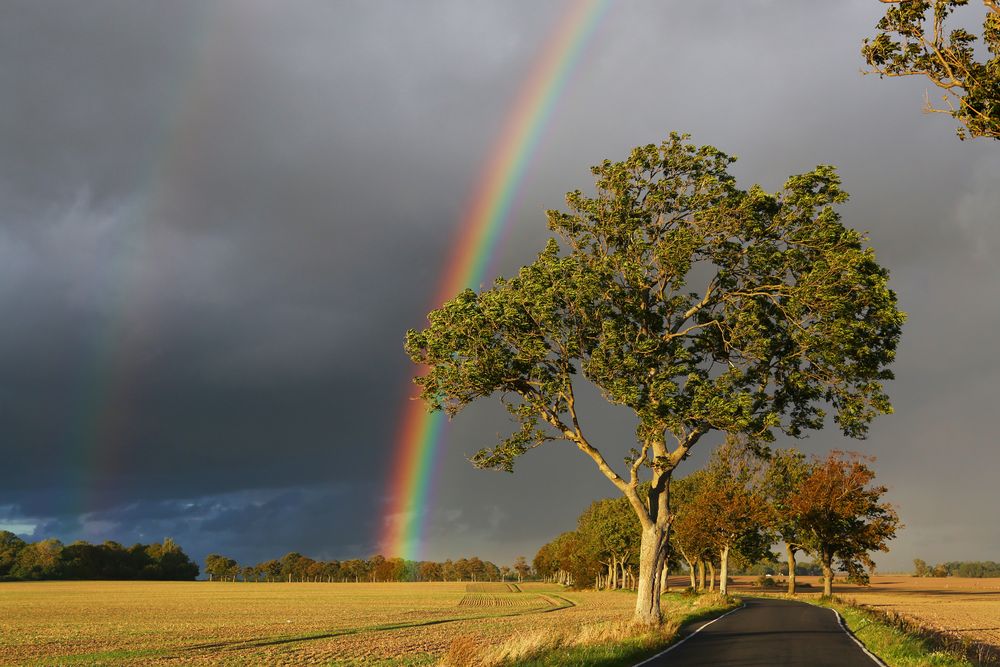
[439,591,739,667]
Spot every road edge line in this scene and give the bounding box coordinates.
[830,608,889,667]
[631,603,746,667]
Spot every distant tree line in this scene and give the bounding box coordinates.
[203,551,533,583]
[534,442,900,598]
[913,559,1000,578]
[0,532,198,581]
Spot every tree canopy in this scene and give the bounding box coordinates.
[0,534,199,581]
[406,133,904,624]
[863,0,1000,139]
[788,451,901,596]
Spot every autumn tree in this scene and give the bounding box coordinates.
[204,554,238,582]
[533,532,584,586]
[788,452,901,596]
[689,441,773,596]
[670,472,713,591]
[406,134,904,625]
[513,556,530,582]
[764,448,813,594]
[420,560,442,581]
[863,0,1000,139]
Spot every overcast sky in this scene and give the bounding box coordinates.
[1,0,997,571]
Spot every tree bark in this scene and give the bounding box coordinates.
[821,556,833,597]
[719,545,730,596]
[708,561,716,592]
[687,559,696,589]
[786,544,797,595]
[633,524,668,625]
[697,559,705,591]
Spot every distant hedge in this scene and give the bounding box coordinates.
[0,532,199,581]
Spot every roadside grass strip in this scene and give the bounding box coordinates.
[632,603,746,666]
[815,596,997,667]
[439,592,739,667]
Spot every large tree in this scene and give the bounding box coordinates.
[863,0,1000,140]
[406,134,904,625]
[789,451,901,597]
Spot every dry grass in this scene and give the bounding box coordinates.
[439,618,676,667]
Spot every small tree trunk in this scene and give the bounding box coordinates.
[696,560,705,591]
[687,559,696,589]
[786,544,797,595]
[822,557,834,597]
[633,524,668,625]
[708,561,716,592]
[719,545,730,596]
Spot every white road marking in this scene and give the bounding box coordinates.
[830,607,889,666]
[631,604,746,667]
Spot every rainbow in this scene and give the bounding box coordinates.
[381,0,611,561]
[72,6,221,519]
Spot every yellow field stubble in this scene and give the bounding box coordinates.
[0,581,638,665]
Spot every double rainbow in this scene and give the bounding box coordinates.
[381,0,611,560]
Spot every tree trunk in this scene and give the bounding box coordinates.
[822,557,833,597]
[786,544,797,595]
[719,545,730,596]
[697,559,705,591]
[708,561,716,592]
[633,524,668,625]
[687,559,696,589]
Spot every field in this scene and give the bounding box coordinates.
[3,577,997,665]
[730,575,1000,650]
[0,581,645,666]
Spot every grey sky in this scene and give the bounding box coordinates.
[0,0,996,570]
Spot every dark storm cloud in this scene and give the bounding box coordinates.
[1,0,997,569]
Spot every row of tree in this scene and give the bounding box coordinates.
[203,551,532,583]
[0,533,199,581]
[534,443,900,598]
[913,559,1000,578]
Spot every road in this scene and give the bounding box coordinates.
[637,597,885,666]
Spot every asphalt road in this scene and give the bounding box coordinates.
[637,597,885,666]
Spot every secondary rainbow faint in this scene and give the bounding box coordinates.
[381,0,612,561]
